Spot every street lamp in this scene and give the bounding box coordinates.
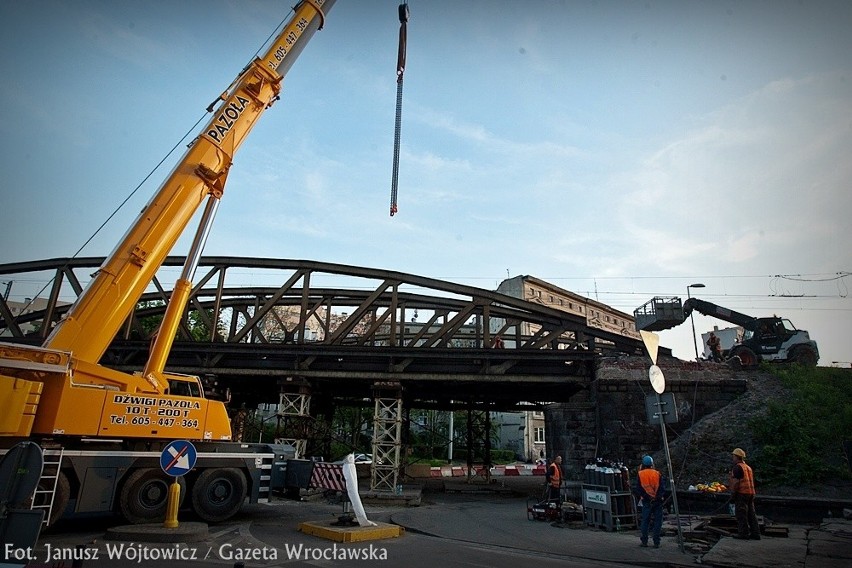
[686,283,706,361]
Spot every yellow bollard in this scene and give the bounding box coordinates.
[163,477,181,528]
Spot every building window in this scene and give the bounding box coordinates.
[534,427,545,443]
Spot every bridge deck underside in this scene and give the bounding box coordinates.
[106,341,593,410]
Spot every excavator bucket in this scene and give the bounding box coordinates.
[634,297,687,331]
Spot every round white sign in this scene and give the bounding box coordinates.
[649,364,666,394]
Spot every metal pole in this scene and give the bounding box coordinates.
[687,287,699,361]
[448,405,454,463]
[656,393,685,554]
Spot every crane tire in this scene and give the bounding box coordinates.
[48,471,71,527]
[120,468,185,524]
[190,468,247,523]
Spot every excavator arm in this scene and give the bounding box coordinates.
[634,296,757,332]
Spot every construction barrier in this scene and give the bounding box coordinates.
[311,462,347,491]
[427,464,547,477]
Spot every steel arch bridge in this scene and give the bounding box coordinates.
[1,256,651,410]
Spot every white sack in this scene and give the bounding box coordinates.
[342,453,377,527]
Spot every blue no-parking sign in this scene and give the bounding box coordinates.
[160,440,197,477]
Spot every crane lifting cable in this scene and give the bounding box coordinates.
[390,2,409,216]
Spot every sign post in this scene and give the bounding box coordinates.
[159,440,197,529]
[640,331,685,554]
[647,365,685,553]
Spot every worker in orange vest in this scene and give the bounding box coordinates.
[546,455,563,501]
[633,455,669,548]
[729,448,761,540]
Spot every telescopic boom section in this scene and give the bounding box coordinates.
[44,0,336,364]
[682,298,756,329]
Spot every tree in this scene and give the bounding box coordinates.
[136,300,224,341]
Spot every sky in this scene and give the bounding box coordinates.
[1,0,850,366]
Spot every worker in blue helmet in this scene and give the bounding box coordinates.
[633,455,669,548]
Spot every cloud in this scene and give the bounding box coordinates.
[613,72,852,275]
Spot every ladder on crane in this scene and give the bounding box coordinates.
[30,447,64,526]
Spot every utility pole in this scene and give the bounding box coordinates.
[687,283,706,361]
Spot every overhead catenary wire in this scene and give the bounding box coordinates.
[389,2,409,216]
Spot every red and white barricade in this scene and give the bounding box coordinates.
[311,462,347,492]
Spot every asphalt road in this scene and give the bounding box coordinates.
[6,479,849,568]
[8,487,645,568]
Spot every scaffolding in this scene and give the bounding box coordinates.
[277,383,312,459]
[370,382,403,492]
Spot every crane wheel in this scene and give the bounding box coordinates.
[119,468,185,524]
[190,468,247,523]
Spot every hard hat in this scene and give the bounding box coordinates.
[642,455,653,467]
[732,448,746,458]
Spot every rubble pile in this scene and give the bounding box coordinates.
[655,370,793,491]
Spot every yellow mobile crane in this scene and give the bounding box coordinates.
[0,0,336,525]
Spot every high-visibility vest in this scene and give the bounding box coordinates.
[732,462,756,495]
[638,468,661,498]
[549,463,562,488]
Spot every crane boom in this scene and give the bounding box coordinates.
[46,0,336,364]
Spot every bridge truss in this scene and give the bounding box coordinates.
[1,256,652,488]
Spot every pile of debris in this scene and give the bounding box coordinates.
[663,512,789,553]
[655,370,793,490]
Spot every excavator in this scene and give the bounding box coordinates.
[635,297,819,369]
[0,0,337,525]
